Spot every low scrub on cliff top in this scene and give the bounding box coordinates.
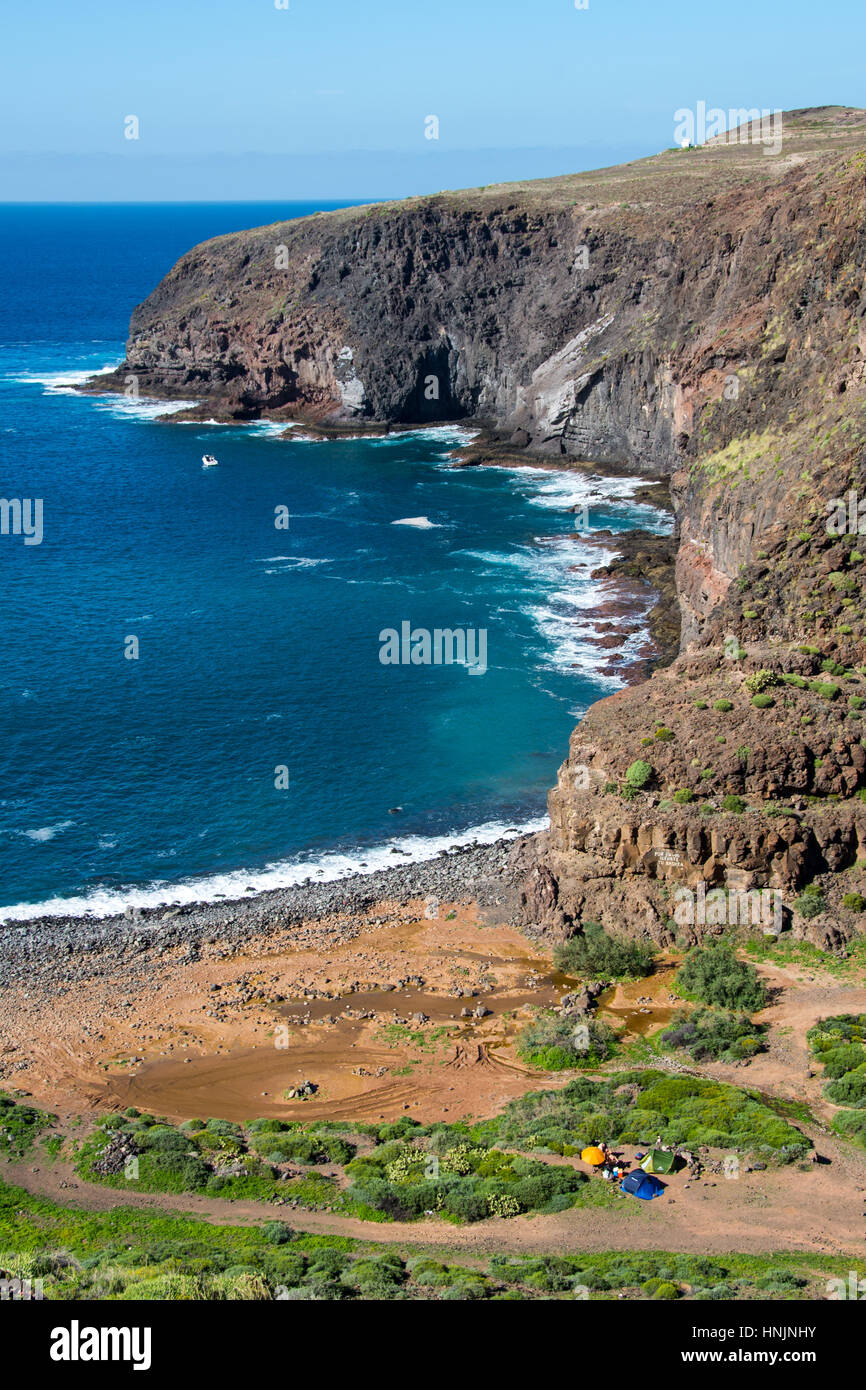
[675,943,768,1013]
[554,922,656,982]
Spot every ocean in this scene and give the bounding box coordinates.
[0,202,669,920]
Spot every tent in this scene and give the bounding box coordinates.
[640,1148,677,1175]
[620,1170,666,1201]
[580,1146,605,1166]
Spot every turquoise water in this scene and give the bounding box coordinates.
[0,204,668,918]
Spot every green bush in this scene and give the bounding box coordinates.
[713,699,733,712]
[554,921,656,982]
[662,1007,766,1063]
[675,943,767,1012]
[654,727,674,741]
[809,680,840,700]
[673,789,694,804]
[795,884,826,918]
[721,795,746,813]
[842,892,866,912]
[744,670,779,693]
[517,1015,618,1070]
[625,760,653,789]
[751,694,775,708]
[825,1066,866,1107]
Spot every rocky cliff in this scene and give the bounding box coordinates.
[97,106,866,952]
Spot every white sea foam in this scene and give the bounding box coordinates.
[89,395,196,421]
[18,820,75,844]
[257,556,333,574]
[0,814,549,923]
[8,363,119,390]
[391,516,440,529]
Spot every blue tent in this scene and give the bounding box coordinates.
[620,1170,665,1201]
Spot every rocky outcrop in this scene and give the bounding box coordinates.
[95,107,866,948]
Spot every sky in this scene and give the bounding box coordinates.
[1,0,864,199]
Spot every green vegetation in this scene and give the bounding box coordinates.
[721,794,746,813]
[744,670,779,693]
[713,699,734,712]
[624,759,653,791]
[554,921,656,982]
[808,1015,866,1147]
[842,892,866,912]
[343,1138,588,1222]
[0,1093,55,1159]
[516,1014,618,1070]
[76,1113,348,1211]
[809,680,841,700]
[0,1176,845,1300]
[477,1071,809,1164]
[673,788,695,804]
[661,1008,766,1063]
[751,694,775,708]
[794,882,827,919]
[675,943,768,1012]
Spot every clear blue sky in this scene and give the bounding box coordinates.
[1,0,863,198]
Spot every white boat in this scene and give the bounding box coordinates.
[201,454,219,467]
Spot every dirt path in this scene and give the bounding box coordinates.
[6,1136,866,1259]
[700,962,866,1122]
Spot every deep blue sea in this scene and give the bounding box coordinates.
[0,203,668,919]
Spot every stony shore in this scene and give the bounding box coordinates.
[0,837,525,989]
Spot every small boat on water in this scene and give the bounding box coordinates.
[201,454,219,467]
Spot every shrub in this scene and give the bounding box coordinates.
[662,1007,766,1063]
[751,694,775,708]
[817,1044,866,1079]
[842,893,866,912]
[721,794,746,813]
[825,1065,866,1107]
[795,885,826,919]
[554,921,656,982]
[713,699,733,712]
[675,943,768,1012]
[625,760,653,789]
[809,680,841,700]
[262,1222,294,1245]
[654,727,674,741]
[744,670,779,693]
[673,789,694,804]
[517,1015,618,1070]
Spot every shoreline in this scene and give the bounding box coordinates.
[0,835,532,970]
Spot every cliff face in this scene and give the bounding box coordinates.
[101,107,866,949]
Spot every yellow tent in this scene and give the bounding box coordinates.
[581,1146,605,1166]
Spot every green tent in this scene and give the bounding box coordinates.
[640,1148,677,1175]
